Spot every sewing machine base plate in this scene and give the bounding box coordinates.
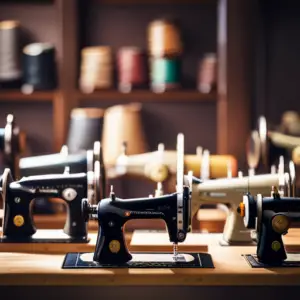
[219,239,256,247]
[244,253,300,268]
[62,252,214,269]
[0,229,89,244]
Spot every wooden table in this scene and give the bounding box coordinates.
[0,235,300,300]
[0,242,300,287]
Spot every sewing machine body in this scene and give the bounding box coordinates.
[242,192,300,264]
[110,149,237,182]
[88,187,191,264]
[1,168,94,241]
[19,152,92,176]
[190,173,283,244]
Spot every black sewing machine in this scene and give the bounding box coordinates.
[19,141,105,179]
[254,116,297,172]
[239,187,300,265]
[62,133,214,269]
[0,157,105,243]
[17,141,106,214]
[82,133,192,264]
[0,114,24,178]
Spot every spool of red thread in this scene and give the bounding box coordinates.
[117,47,147,93]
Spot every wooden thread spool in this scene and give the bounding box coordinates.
[117,47,147,93]
[0,20,21,82]
[184,154,238,179]
[102,103,148,165]
[197,53,217,94]
[79,46,113,93]
[148,19,182,57]
[150,57,180,93]
[22,43,57,91]
[66,108,105,154]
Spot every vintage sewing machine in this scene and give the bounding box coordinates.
[19,141,105,178]
[16,141,106,214]
[253,116,300,171]
[185,171,290,245]
[0,157,105,243]
[108,142,237,183]
[62,134,213,268]
[239,187,300,266]
[0,114,25,178]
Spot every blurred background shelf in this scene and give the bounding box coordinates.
[77,90,216,102]
[0,90,55,102]
[0,0,257,162]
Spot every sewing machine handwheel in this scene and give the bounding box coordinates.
[246,130,260,171]
[93,141,106,199]
[1,168,14,216]
[258,116,269,169]
[243,193,256,229]
[94,160,106,203]
[82,199,89,222]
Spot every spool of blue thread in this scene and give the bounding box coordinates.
[150,57,180,92]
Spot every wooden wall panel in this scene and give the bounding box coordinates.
[217,0,257,167]
[262,0,300,124]
[0,102,53,155]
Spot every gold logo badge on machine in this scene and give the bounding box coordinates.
[109,240,121,253]
[13,215,24,227]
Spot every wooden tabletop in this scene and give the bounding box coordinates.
[0,233,300,286]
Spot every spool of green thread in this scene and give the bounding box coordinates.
[150,57,180,88]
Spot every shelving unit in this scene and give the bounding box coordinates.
[77,90,216,102]
[0,0,257,164]
[0,91,55,102]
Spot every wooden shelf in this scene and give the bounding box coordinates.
[0,90,56,102]
[77,90,216,102]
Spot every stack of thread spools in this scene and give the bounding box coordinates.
[22,42,57,92]
[148,18,182,93]
[79,46,113,93]
[117,47,147,93]
[0,20,22,87]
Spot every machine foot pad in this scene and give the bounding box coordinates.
[0,230,89,244]
[62,252,215,269]
[244,253,300,268]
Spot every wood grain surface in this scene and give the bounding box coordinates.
[0,243,300,286]
[0,231,299,286]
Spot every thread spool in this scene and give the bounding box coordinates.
[66,108,105,154]
[0,20,21,82]
[102,103,148,165]
[22,43,57,91]
[148,19,182,57]
[198,53,217,93]
[150,57,180,92]
[80,46,113,93]
[117,47,147,93]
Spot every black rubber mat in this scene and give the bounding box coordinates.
[0,229,89,243]
[243,253,300,268]
[62,252,215,269]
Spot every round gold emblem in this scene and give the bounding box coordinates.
[271,240,281,252]
[109,240,121,253]
[13,215,24,227]
[272,214,289,234]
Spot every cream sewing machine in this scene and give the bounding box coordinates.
[107,142,237,183]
